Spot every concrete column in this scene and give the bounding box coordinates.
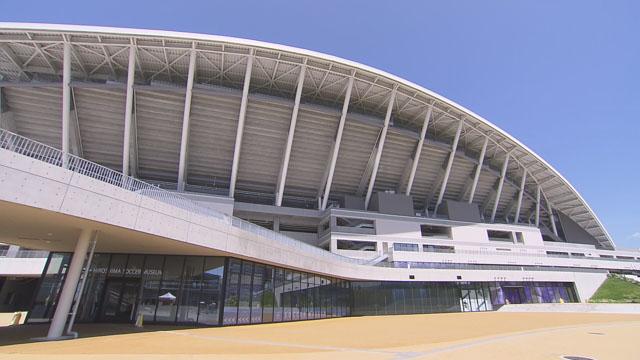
[46,229,92,339]
[177,48,198,192]
[122,45,136,176]
[364,88,396,209]
[229,52,254,198]
[405,105,432,196]
[62,42,72,155]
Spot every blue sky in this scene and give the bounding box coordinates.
[2,0,638,247]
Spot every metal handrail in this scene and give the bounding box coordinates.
[0,129,368,265]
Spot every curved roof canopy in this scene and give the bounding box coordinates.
[0,23,614,249]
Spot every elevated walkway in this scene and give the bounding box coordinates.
[0,128,366,269]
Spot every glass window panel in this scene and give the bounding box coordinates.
[78,253,110,322]
[27,253,71,323]
[198,257,225,325]
[291,271,300,321]
[155,256,185,322]
[261,266,275,323]
[107,254,128,278]
[138,255,163,322]
[299,273,308,320]
[282,270,292,321]
[250,264,264,324]
[237,261,253,324]
[125,255,144,278]
[223,259,242,325]
[177,257,204,323]
[273,268,284,322]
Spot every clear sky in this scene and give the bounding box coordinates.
[2,0,638,247]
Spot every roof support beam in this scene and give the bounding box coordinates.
[229,52,254,198]
[62,41,72,158]
[490,153,510,222]
[0,44,30,81]
[275,64,306,206]
[433,118,464,215]
[514,167,527,223]
[468,136,489,203]
[321,75,354,210]
[405,105,432,196]
[364,88,396,209]
[546,195,559,236]
[122,45,136,176]
[177,48,197,192]
[69,89,83,157]
[535,185,541,227]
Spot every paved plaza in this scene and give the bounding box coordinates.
[1,312,639,359]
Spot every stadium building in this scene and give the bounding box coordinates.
[0,23,638,339]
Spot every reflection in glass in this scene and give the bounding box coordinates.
[198,257,224,325]
[177,257,204,323]
[223,259,241,325]
[138,255,163,322]
[155,256,184,322]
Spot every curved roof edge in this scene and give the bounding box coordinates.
[0,22,614,248]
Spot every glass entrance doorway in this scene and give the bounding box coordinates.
[100,279,140,322]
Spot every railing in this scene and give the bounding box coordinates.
[0,129,368,265]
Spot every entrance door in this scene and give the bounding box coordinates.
[503,287,526,304]
[100,279,140,322]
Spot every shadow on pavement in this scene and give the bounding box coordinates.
[0,323,201,346]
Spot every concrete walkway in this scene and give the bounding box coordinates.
[0,312,638,359]
[497,303,640,314]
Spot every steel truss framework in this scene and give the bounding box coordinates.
[0,24,613,248]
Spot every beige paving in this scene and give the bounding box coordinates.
[0,312,638,359]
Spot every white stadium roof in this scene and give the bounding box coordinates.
[0,23,614,249]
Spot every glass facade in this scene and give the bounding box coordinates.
[352,281,577,316]
[28,252,578,326]
[221,258,351,326]
[28,253,350,326]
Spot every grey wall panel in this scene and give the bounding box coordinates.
[236,99,292,192]
[285,107,340,197]
[135,90,185,181]
[186,92,241,186]
[74,88,126,171]
[3,87,62,149]
[332,118,380,195]
[374,131,414,192]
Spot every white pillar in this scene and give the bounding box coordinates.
[229,53,254,198]
[405,105,432,196]
[62,42,72,155]
[468,136,489,203]
[433,118,464,215]
[490,153,510,222]
[46,229,93,339]
[177,48,197,192]
[514,167,527,223]
[364,89,396,209]
[276,64,306,206]
[321,76,354,210]
[122,45,136,176]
